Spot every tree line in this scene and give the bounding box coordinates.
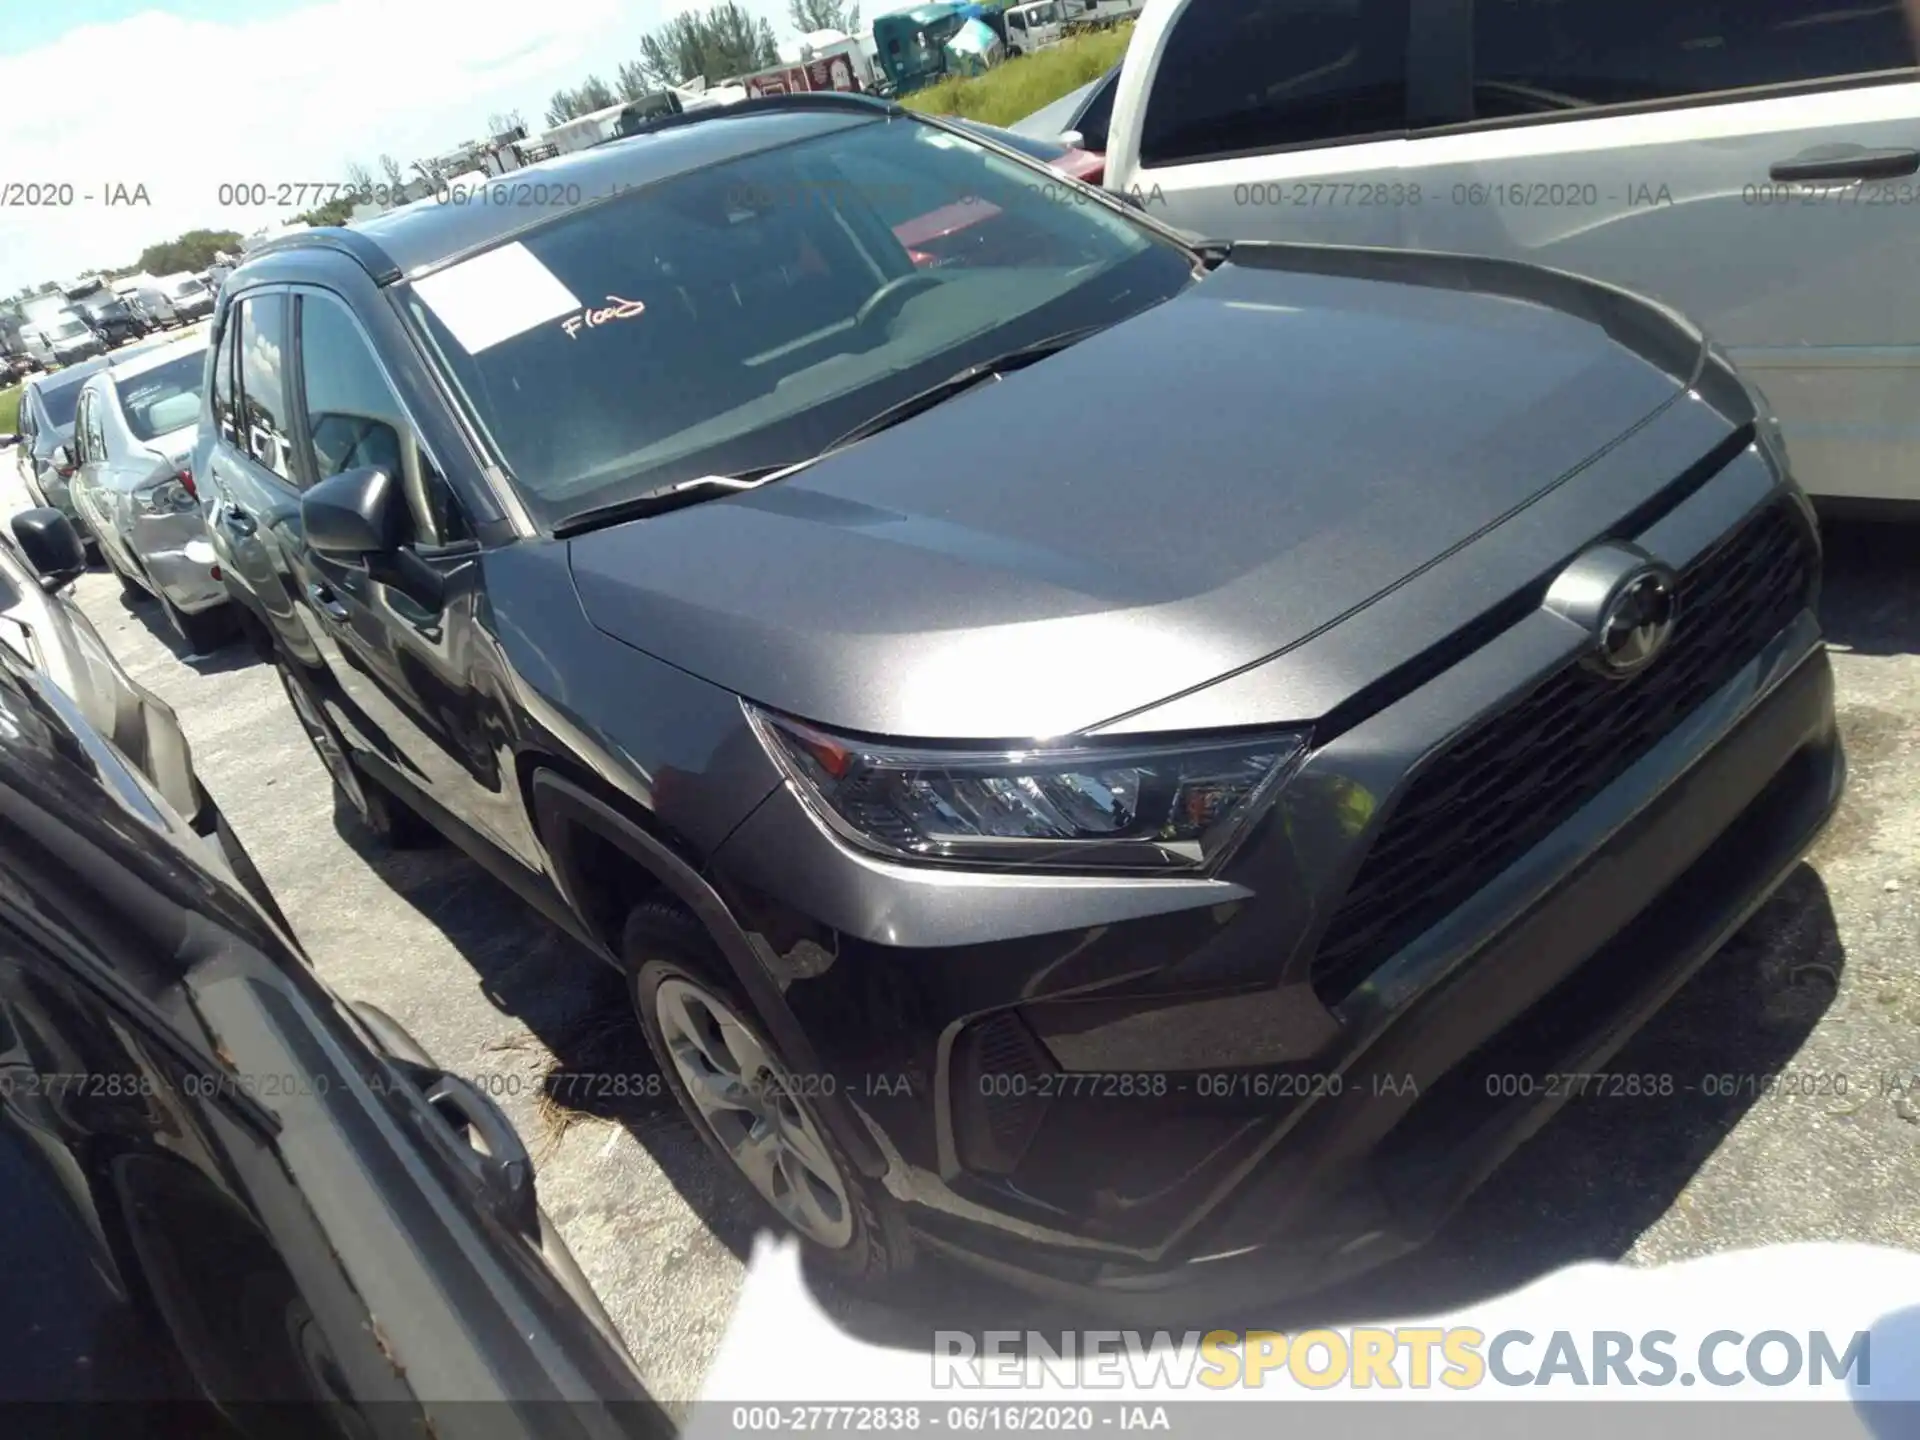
[545,0,860,125]
[7,2,864,303]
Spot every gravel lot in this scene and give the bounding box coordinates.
[5,455,1916,1402]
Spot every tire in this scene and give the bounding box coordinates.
[160,593,234,655]
[626,901,914,1283]
[274,654,437,849]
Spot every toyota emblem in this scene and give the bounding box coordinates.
[1543,543,1681,681]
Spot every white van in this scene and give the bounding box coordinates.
[1005,1,1067,55]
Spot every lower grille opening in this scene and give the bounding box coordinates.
[950,1011,1056,1175]
[1310,500,1817,1005]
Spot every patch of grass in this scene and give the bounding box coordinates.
[0,384,18,435]
[902,23,1132,128]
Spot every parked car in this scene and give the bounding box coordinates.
[0,544,670,1430]
[28,310,108,367]
[1103,0,1920,511]
[68,333,234,654]
[200,93,1840,1300]
[1011,61,1118,156]
[157,270,216,324]
[113,275,180,328]
[950,115,1106,183]
[5,357,117,553]
[74,294,151,348]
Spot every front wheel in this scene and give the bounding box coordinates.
[626,903,913,1283]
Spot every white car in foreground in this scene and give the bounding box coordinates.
[1099,0,1920,510]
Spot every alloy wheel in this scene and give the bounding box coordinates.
[653,977,854,1249]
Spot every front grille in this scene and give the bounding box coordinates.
[1309,501,1817,1005]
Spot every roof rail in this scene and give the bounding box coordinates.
[239,227,403,284]
[621,90,904,138]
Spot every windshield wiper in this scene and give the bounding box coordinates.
[819,325,1109,455]
[554,327,1108,537]
[552,462,802,536]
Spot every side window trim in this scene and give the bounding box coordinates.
[211,301,242,451]
[289,287,467,551]
[1137,0,1420,169]
[1435,67,1920,141]
[231,286,300,490]
[1449,0,1920,138]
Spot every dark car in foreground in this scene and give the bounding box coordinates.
[199,93,1841,1302]
[0,553,668,1432]
[2,506,280,928]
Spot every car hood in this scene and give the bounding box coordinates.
[569,247,1706,739]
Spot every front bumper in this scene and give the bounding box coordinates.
[707,461,1839,1297]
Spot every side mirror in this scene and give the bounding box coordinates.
[1059,129,1084,148]
[0,433,18,449]
[12,508,87,592]
[302,465,403,558]
[50,443,73,473]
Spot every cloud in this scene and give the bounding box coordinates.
[0,0,795,292]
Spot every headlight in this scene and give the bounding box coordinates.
[747,705,1307,873]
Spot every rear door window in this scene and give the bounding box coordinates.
[211,311,239,447]
[235,295,296,484]
[1471,0,1918,119]
[1139,0,1412,165]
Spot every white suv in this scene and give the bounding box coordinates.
[1102,0,1920,508]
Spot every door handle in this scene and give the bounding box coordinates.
[1769,146,1920,183]
[221,502,257,537]
[307,581,351,623]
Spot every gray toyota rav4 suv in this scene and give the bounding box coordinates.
[200,94,1842,1303]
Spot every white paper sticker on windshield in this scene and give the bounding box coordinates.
[412,241,581,354]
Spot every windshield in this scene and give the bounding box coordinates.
[44,318,88,342]
[119,352,206,442]
[40,375,87,429]
[167,277,207,298]
[404,113,1193,529]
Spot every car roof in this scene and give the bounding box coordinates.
[30,357,111,395]
[244,99,888,283]
[105,331,207,380]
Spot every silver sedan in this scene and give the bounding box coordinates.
[67,330,235,654]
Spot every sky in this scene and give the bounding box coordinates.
[0,0,816,295]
